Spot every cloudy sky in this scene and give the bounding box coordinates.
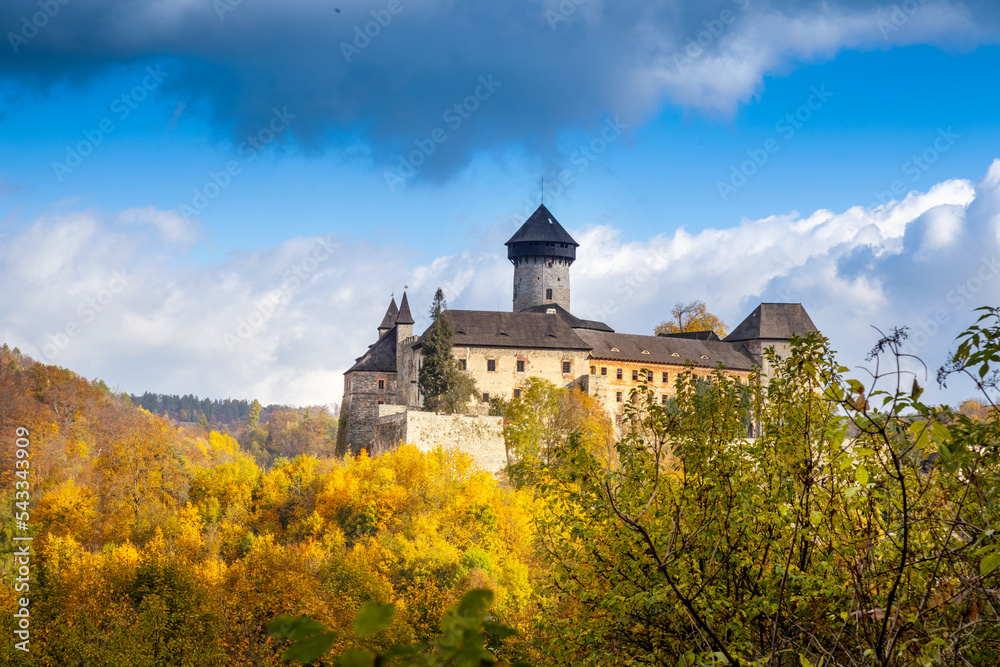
[2,0,1000,408]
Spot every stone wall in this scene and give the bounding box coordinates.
[373,409,506,474]
[512,256,571,312]
[343,370,398,455]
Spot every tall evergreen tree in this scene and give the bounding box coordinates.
[419,288,476,413]
[245,398,262,432]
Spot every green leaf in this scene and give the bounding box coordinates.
[855,465,869,486]
[809,510,823,526]
[268,615,329,642]
[482,620,519,639]
[353,602,396,639]
[458,589,494,618]
[282,632,338,664]
[336,648,374,667]
[981,552,1000,576]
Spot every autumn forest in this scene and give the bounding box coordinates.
[4,309,1000,666]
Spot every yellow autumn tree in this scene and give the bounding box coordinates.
[654,299,729,337]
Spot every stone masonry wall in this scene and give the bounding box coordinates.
[374,409,506,474]
[454,345,590,407]
[512,257,571,312]
[344,371,398,455]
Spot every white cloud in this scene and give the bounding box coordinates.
[3,160,1000,407]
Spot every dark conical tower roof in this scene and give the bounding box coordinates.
[395,292,415,325]
[377,297,399,334]
[505,204,578,263]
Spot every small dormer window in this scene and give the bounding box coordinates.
[611,347,620,352]
[671,352,680,357]
[641,350,650,355]
[701,355,709,360]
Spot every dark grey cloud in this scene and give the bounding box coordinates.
[1,0,997,179]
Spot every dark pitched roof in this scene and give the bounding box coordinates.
[518,303,614,332]
[575,329,757,371]
[378,297,399,331]
[724,303,818,342]
[347,326,397,374]
[658,330,721,341]
[415,310,592,351]
[505,204,579,247]
[395,292,415,325]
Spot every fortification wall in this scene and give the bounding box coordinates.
[373,409,506,474]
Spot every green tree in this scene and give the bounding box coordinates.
[419,288,476,413]
[535,327,1000,666]
[245,398,261,431]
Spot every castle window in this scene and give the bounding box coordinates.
[513,388,521,399]
[701,355,709,360]
[616,368,623,380]
[647,371,654,381]
[459,359,467,370]
[377,379,385,390]
[662,394,669,405]
[601,367,607,375]
[562,360,571,374]
[516,359,525,372]
[671,352,680,357]
[546,288,553,300]
[616,391,623,403]
[487,359,496,372]
[482,392,490,403]
[632,369,638,381]
[590,365,596,375]
[611,347,620,352]
[662,372,669,383]
[616,414,622,426]
[377,399,386,405]
[641,350,650,355]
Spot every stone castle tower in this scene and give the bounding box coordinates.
[505,204,579,312]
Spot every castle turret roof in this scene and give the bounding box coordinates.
[395,292,415,325]
[505,204,579,247]
[724,303,818,342]
[378,297,399,332]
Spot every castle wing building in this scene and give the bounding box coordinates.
[340,204,820,455]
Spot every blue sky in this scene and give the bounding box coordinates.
[2,0,1000,407]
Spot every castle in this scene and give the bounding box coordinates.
[340,204,817,461]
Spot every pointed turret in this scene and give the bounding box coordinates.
[377,297,399,338]
[395,292,415,325]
